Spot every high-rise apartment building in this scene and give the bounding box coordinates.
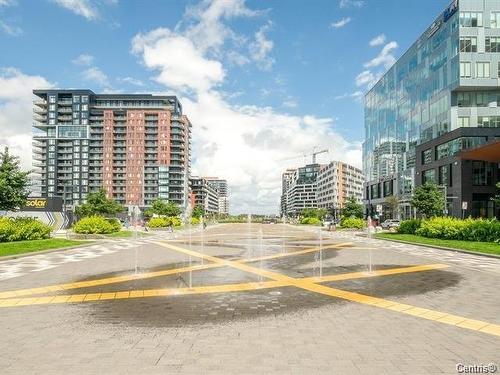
[363,0,500,219]
[317,161,364,216]
[189,177,220,214]
[204,178,229,214]
[280,161,363,217]
[32,90,192,210]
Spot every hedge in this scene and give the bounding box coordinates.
[190,217,200,225]
[147,216,182,228]
[397,219,422,234]
[300,217,321,225]
[73,216,121,234]
[340,217,365,229]
[0,217,52,242]
[414,217,500,242]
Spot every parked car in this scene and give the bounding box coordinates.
[381,219,400,229]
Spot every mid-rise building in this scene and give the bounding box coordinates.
[204,177,229,214]
[317,161,364,217]
[32,90,192,210]
[280,161,363,217]
[363,0,500,219]
[189,177,220,214]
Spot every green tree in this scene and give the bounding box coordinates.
[492,182,500,206]
[0,147,30,211]
[411,182,445,218]
[147,199,181,217]
[302,208,327,219]
[386,195,399,219]
[75,189,124,217]
[192,204,205,219]
[342,196,363,218]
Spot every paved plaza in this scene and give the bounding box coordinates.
[0,224,499,374]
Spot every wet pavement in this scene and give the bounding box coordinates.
[0,223,499,374]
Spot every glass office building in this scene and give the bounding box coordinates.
[363,0,500,219]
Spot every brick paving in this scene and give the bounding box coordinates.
[0,224,499,374]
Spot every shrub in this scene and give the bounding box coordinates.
[170,217,182,227]
[340,217,365,229]
[0,217,52,242]
[147,217,169,228]
[300,217,321,225]
[415,217,500,242]
[73,215,120,234]
[397,219,422,234]
[190,217,200,225]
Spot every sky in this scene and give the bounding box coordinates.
[0,0,451,214]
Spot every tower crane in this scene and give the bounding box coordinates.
[280,148,329,164]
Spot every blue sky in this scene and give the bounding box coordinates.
[0,0,452,213]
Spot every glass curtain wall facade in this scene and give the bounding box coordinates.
[363,0,500,218]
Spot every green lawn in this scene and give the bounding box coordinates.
[105,230,150,238]
[375,233,500,256]
[0,239,87,257]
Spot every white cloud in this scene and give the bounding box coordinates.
[52,0,99,20]
[132,19,361,214]
[183,0,259,53]
[339,0,364,8]
[364,41,398,69]
[0,0,16,6]
[334,91,363,101]
[249,21,274,71]
[118,76,144,86]
[72,53,94,66]
[0,68,54,170]
[331,17,351,29]
[0,20,22,36]
[282,99,297,108]
[226,51,250,66]
[82,67,109,86]
[132,28,225,93]
[355,70,379,88]
[369,34,386,47]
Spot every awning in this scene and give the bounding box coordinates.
[460,139,500,163]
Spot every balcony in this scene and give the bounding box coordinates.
[58,115,72,121]
[33,99,47,107]
[58,99,72,105]
[57,107,72,114]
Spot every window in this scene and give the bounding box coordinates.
[460,62,471,77]
[486,37,500,52]
[458,117,470,127]
[478,116,500,127]
[49,96,56,103]
[49,119,55,125]
[73,96,80,103]
[498,62,500,78]
[459,37,477,52]
[459,12,483,27]
[82,104,88,111]
[58,126,87,138]
[49,112,55,119]
[476,62,490,78]
[81,96,88,103]
[422,169,436,184]
[439,165,449,186]
[457,92,471,106]
[491,12,500,28]
[475,93,488,107]
[472,161,492,186]
[49,104,55,111]
[422,149,432,165]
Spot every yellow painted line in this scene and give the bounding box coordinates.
[0,281,286,306]
[303,264,449,283]
[0,262,220,300]
[238,242,354,263]
[156,242,500,338]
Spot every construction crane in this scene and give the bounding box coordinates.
[280,148,329,164]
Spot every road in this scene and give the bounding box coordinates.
[0,224,499,374]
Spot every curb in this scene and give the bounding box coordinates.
[0,241,96,262]
[373,236,500,260]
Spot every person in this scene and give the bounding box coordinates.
[168,224,173,233]
[203,222,207,229]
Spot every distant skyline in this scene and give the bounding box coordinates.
[0,0,451,214]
